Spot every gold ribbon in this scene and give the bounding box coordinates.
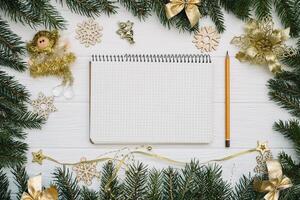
[254,160,293,200]
[21,175,58,200]
[165,0,201,27]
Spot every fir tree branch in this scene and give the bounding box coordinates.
[57,0,103,18]
[53,167,81,200]
[0,50,27,72]
[268,87,300,118]
[219,0,252,20]
[178,161,198,200]
[278,152,300,199]
[29,0,66,30]
[0,169,11,200]
[146,169,163,200]
[206,0,225,33]
[162,167,179,200]
[274,120,300,156]
[122,162,148,200]
[12,165,29,200]
[232,174,261,200]
[81,187,98,200]
[274,0,300,37]
[193,164,231,199]
[0,137,28,168]
[99,0,118,16]
[119,0,152,20]
[152,0,172,29]
[0,0,40,27]
[0,18,25,56]
[99,162,122,200]
[0,70,30,103]
[253,0,272,19]
[12,111,45,129]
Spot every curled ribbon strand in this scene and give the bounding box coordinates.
[165,0,201,27]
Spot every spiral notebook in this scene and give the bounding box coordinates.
[89,54,213,144]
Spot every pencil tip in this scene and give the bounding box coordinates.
[226,51,229,55]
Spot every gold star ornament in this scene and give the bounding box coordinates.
[256,141,270,155]
[32,150,46,165]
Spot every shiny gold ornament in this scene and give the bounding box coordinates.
[254,160,292,200]
[165,0,202,27]
[27,30,76,98]
[117,21,135,44]
[21,175,58,200]
[231,17,297,73]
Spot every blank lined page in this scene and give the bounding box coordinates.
[90,55,213,144]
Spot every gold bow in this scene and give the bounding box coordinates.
[254,160,292,200]
[21,175,58,200]
[165,0,201,27]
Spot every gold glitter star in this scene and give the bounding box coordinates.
[256,141,270,155]
[32,150,46,165]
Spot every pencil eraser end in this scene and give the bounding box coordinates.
[225,140,230,148]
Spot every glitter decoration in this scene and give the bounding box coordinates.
[73,157,100,185]
[76,19,103,47]
[116,21,135,44]
[193,26,220,53]
[254,149,273,175]
[31,92,57,119]
[231,17,297,73]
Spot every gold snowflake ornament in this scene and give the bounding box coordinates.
[75,19,103,47]
[193,26,220,53]
[31,92,57,119]
[73,157,100,185]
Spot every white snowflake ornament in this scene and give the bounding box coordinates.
[75,19,103,47]
[31,92,57,119]
[73,157,100,185]
[193,26,220,53]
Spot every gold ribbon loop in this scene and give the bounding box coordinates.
[21,175,58,200]
[165,0,201,27]
[254,160,292,200]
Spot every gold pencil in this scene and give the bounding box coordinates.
[225,51,231,148]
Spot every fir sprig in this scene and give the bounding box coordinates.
[53,167,81,200]
[81,187,98,200]
[146,169,163,200]
[12,165,29,199]
[119,0,152,20]
[121,162,148,200]
[253,0,272,19]
[30,0,66,30]
[274,0,300,37]
[0,169,11,200]
[99,162,122,200]
[232,174,263,200]
[162,167,180,200]
[57,0,102,18]
[0,18,25,56]
[274,120,300,156]
[0,51,27,71]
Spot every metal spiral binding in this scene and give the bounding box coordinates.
[91,54,211,63]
